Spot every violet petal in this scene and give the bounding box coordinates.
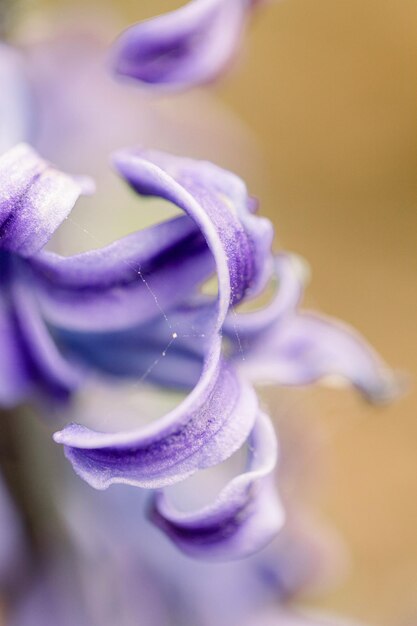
[30,215,214,331]
[226,255,400,403]
[112,148,273,309]
[150,412,284,560]
[54,342,258,489]
[0,144,86,257]
[0,253,81,406]
[113,0,253,90]
[244,311,401,403]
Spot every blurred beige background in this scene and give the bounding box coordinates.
[25,0,417,624]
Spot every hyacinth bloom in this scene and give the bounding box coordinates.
[0,140,398,561]
[113,0,262,90]
[0,0,405,623]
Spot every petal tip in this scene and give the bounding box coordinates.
[363,369,408,405]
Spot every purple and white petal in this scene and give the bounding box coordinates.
[10,262,82,402]
[0,254,81,406]
[113,0,254,91]
[0,144,87,257]
[241,311,400,403]
[113,148,273,310]
[52,299,216,392]
[54,341,258,489]
[52,303,213,390]
[30,215,214,331]
[0,268,32,407]
[150,412,284,560]
[224,254,399,403]
[224,253,308,338]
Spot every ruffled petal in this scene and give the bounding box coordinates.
[113,0,253,91]
[225,254,400,403]
[0,254,81,407]
[243,312,400,403]
[224,252,307,338]
[52,302,214,389]
[0,144,86,257]
[11,272,82,402]
[30,215,214,331]
[113,148,273,309]
[0,270,31,407]
[54,150,272,488]
[149,412,284,560]
[54,339,258,489]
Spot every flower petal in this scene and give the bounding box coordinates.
[222,254,400,403]
[0,254,81,407]
[113,148,273,310]
[0,144,86,257]
[10,261,82,402]
[30,215,214,331]
[149,412,283,560]
[113,0,253,91]
[0,270,31,407]
[51,302,214,389]
[224,252,308,338]
[242,312,401,403]
[54,343,258,489]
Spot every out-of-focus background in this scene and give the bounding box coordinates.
[19,0,417,624]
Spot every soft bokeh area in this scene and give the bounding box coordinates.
[13,0,417,623]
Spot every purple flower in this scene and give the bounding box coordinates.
[0,141,398,560]
[0,3,403,622]
[0,141,278,557]
[149,412,283,560]
[112,0,259,91]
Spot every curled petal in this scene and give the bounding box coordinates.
[0,144,87,257]
[222,254,399,403]
[54,341,259,489]
[113,148,273,311]
[0,255,81,406]
[0,275,31,406]
[242,312,401,403]
[149,412,283,560]
[224,253,308,338]
[30,215,214,331]
[52,302,215,389]
[113,0,253,91]
[11,274,81,401]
